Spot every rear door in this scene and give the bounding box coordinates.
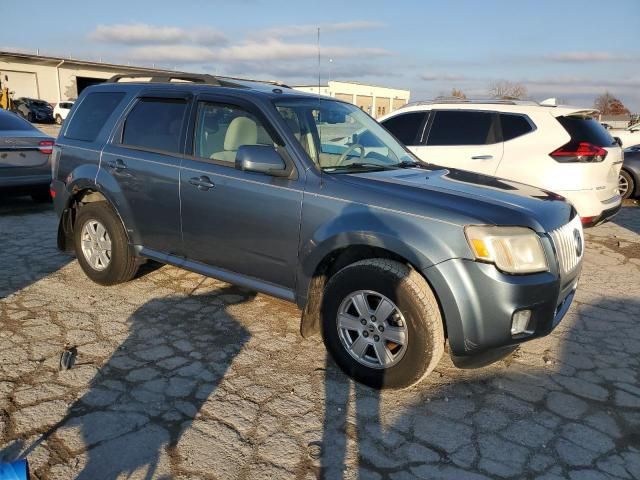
[415,110,503,175]
[101,93,189,254]
[179,95,304,290]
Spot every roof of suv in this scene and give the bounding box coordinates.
[88,73,328,102]
[392,98,598,118]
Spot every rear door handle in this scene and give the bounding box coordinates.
[107,158,127,170]
[189,175,215,191]
[471,155,493,160]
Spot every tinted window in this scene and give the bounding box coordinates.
[65,92,125,142]
[0,111,34,131]
[193,102,274,164]
[382,112,427,145]
[427,111,497,146]
[122,98,187,154]
[500,114,534,141]
[557,116,616,147]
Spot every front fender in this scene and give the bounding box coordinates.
[296,206,468,304]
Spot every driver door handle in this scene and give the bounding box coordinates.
[107,158,127,170]
[471,155,493,160]
[189,175,215,191]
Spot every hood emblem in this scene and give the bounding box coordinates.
[573,229,583,257]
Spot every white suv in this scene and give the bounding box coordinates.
[380,99,623,226]
[609,121,640,148]
[53,101,74,125]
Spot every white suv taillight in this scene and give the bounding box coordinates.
[550,142,607,163]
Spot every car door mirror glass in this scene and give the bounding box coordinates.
[235,145,288,176]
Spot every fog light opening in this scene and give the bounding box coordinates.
[511,309,533,336]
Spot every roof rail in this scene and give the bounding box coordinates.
[107,73,249,88]
[402,97,539,108]
[107,73,291,90]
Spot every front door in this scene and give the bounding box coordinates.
[179,97,304,290]
[411,109,503,176]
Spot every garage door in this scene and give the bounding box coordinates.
[0,70,38,99]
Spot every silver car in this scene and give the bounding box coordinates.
[0,109,54,202]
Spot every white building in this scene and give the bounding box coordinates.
[292,80,410,118]
[0,50,181,103]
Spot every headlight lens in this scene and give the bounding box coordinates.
[465,226,548,274]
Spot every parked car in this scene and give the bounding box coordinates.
[52,75,583,389]
[619,144,640,199]
[53,101,74,125]
[380,99,623,227]
[609,121,640,148]
[12,97,54,123]
[0,109,54,202]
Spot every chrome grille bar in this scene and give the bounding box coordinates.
[549,216,583,277]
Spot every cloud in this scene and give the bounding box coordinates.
[419,73,468,82]
[90,23,227,46]
[544,51,638,63]
[128,39,389,64]
[257,21,384,39]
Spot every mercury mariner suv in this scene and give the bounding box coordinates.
[51,74,584,389]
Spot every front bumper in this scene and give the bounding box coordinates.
[423,250,580,368]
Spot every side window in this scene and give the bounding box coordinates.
[427,110,498,146]
[193,102,274,164]
[500,114,534,141]
[381,112,427,146]
[64,92,125,142]
[121,98,187,154]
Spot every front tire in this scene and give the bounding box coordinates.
[74,202,138,285]
[321,259,445,389]
[619,169,635,200]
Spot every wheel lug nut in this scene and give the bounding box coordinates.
[371,316,376,322]
[374,335,380,342]
[378,325,384,332]
[360,319,367,325]
[362,331,369,338]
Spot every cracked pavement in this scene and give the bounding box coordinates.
[0,194,639,480]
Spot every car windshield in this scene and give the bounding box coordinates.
[274,98,420,172]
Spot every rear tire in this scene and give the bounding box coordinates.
[74,202,138,286]
[619,169,635,200]
[321,259,445,389]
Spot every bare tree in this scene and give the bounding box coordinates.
[488,80,528,100]
[451,88,466,99]
[594,92,630,116]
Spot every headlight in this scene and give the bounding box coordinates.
[465,226,548,274]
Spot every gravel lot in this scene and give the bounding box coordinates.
[0,129,639,479]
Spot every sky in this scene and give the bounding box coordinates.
[2,0,639,110]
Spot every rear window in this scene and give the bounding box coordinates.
[65,92,125,142]
[122,98,187,154]
[0,111,33,131]
[500,114,534,141]
[382,112,428,145]
[427,110,498,146]
[557,116,616,147]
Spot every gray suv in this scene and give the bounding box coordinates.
[51,74,583,389]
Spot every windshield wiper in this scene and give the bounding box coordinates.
[322,162,398,172]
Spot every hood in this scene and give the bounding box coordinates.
[339,166,574,233]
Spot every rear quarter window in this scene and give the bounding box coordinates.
[500,113,534,141]
[557,116,616,147]
[65,92,125,142]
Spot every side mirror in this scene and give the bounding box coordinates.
[613,137,622,147]
[235,144,288,177]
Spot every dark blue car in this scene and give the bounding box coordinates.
[51,74,583,389]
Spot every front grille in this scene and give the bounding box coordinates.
[549,215,584,277]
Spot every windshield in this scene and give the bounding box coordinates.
[274,98,420,172]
